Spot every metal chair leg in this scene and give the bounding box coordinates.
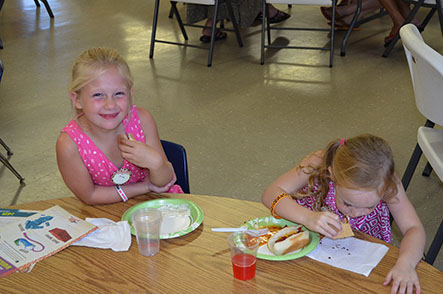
[260,0,266,65]
[329,0,337,67]
[401,143,422,190]
[424,219,443,265]
[266,5,271,46]
[169,5,174,18]
[207,0,220,67]
[149,0,161,59]
[437,0,443,36]
[0,137,13,156]
[171,2,188,40]
[422,162,433,176]
[341,0,361,56]
[402,120,435,190]
[225,0,243,47]
[39,0,54,18]
[0,153,25,183]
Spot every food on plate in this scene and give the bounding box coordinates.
[258,225,284,246]
[158,204,191,235]
[267,225,310,255]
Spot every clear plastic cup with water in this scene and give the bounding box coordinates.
[132,207,162,256]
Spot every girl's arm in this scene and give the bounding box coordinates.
[384,182,426,293]
[262,150,342,238]
[56,133,172,205]
[119,107,175,187]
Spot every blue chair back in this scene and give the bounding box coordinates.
[161,140,190,193]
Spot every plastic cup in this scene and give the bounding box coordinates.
[227,231,260,280]
[131,208,162,256]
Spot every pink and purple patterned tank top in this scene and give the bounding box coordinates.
[62,105,183,193]
[296,181,391,242]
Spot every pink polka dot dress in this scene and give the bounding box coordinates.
[296,181,391,243]
[62,105,183,193]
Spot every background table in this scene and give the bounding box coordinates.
[1,193,442,293]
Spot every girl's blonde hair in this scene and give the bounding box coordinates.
[298,134,398,211]
[70,47,133,95]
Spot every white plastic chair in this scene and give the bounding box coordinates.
[261,0,337,67]
[400,23,443,265]
[149,0,243,67]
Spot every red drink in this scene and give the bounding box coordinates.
[231,253,257,280]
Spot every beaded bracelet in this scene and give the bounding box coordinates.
[116,185,128,202]
[270,193,292,219]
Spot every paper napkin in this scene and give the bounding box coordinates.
[72,218,131,252]
[306,237,389,277]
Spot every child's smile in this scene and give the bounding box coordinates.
[99,112,120,120]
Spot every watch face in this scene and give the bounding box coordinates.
[111,168,132,185]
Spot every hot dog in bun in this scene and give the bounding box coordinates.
[118,133,136,144]
[267,225,310,255]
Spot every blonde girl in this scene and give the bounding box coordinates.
[262,134,425,294]
[57,48,182,205]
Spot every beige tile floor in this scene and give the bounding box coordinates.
[0,0,442,270]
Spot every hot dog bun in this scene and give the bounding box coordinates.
[267,226,310,256]
[127,133,135,141]
[118,134,128,144]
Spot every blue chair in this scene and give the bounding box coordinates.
[161,140,190,193]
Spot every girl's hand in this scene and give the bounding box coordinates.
[119,138,163,170]
[304,211,342,239]
[383,262,421,294]
[143,173,176,193]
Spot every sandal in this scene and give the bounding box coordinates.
[384,32,396,47]
[199,30,227,43]
[269,10,291,24]
[328,19,360,31]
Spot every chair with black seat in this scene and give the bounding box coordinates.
[382,0,443,57]
[399,23,443,265]
[0,60,25,183]
[161,140,190,193]
[261,0,338,67]
[150,0,243,67]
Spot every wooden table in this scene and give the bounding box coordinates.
[1,193,442,293]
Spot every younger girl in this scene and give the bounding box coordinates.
[56,48,182,205]
[262,134,425,294]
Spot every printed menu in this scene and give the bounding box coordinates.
[0,205,97,277]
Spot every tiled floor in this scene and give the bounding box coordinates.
[0,0,442,270]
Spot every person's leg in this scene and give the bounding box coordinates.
[266,4,291,23]
[339,0,383,24]
[395,0,419,25]
[200,18,227,43]
[321,0,382,25]
[377,0,405,39]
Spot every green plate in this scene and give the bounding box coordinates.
[241,216,320,261]
[121,198,204,239]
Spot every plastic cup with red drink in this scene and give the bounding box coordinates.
[227,231,260,280]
